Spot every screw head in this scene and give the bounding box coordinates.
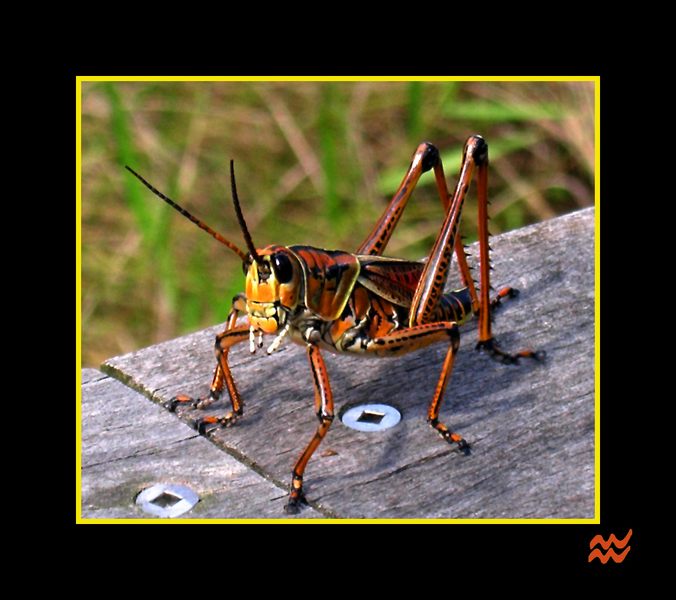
[135,483,199,518]
[340,403,402,432]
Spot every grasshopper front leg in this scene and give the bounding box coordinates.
[285,344,335,514]
[168,294,250,433]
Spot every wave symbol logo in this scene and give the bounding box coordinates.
[588,529,632,563]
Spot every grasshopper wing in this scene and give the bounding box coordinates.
[356,256,425,307]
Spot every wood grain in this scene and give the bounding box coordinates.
[81,368,323,518]
[98,207,595,519]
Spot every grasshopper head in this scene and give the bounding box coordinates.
[244,246,302,334]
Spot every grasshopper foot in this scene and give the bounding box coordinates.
[456,438,471,455]
[476,338,546,365]
[166,395,195,412]
[194,395,219,410]
[166,393,218,412]
[284,492,308,515]
[429,418,471,454]
[490,286,519,311]
[193,411,241,436]
[194,416,220,435]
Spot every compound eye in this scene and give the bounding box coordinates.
[242,258,252,276]
[272,252,294,283]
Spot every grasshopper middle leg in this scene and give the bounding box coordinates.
[364,321,468,451]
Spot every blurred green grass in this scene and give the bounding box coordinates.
[81,80,594,367]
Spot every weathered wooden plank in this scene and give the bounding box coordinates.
[80,368,323,518]
[102,207,595,519]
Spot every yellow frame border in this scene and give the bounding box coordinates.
[76,75,600,525]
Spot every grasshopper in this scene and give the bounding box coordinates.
[126,137,544,513]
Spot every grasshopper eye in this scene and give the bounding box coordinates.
[272,252,294,283]
[242,258,252,275]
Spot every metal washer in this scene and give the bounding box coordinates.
[341,403,402,432]
[136,483,200,518]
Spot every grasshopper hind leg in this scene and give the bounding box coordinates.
[476,287,547,364]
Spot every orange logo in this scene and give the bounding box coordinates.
[588,529,632,563]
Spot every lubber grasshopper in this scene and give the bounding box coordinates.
[126,136,545,514]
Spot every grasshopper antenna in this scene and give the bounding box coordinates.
[230,160,262,264]
[125,166,249,262]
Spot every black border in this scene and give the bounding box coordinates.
[64,59,643,577]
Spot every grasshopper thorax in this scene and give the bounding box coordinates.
[245,245,302,334]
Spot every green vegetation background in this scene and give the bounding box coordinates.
[81,81,594,367]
